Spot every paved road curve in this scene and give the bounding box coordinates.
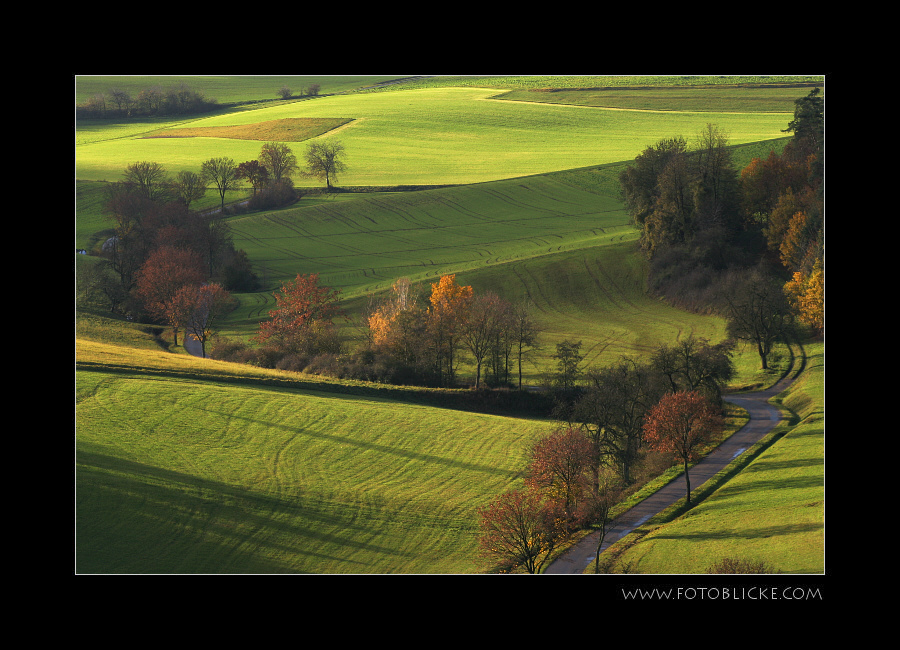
[543,375,795,575]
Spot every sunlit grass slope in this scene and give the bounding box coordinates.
[606,342,824,574]
[218,162,728,377]
[75,87,792,186]
[227,166,635,297]
[75,339,552,574]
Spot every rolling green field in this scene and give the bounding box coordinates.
[199,160,736,380]
[75,75,824,574]
[75,85,795,186]
[76,338,552,573]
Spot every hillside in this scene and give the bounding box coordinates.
[75,75,824,576]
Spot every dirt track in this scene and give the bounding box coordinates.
[543,374,795,575]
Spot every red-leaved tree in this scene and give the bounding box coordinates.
[255,273,345,354]
[643,390,724,504]
[134,246,206,344]
[525,427,595,523]
[476,487,568,574]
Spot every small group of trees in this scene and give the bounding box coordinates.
[366,275,540,388]
[77,160,258,353]
[477,335,732,573]
[210,272,541,390]
[197,140,349,215]
[619,88,824,367]
[76,83,217,119]
[276,83,321,100]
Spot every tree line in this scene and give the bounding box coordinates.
[213,272,543,391]
[619,87,824,368]
[76,81,324,120]
[76,83,219,119]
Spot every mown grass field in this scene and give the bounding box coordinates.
[75,76,824,574]
[75,337,552,574]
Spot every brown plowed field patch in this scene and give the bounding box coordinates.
[144,117,353,142]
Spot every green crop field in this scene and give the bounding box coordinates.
[75,75,825,575]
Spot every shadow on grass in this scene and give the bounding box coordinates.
[76,450,412,574]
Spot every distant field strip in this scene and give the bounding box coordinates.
[74,87,792,186]
[145,117,354,141]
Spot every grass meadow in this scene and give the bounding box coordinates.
[75,338,551,574]
[75,76,824,574]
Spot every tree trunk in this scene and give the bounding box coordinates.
[684,459,692,504]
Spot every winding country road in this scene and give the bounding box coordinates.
[544,374,796,575]
[183,333,204,358]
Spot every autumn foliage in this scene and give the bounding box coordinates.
[134,246,207,344]
[256,273,345,354]
[427,274,473,385]
[476,487,568,574]
[525,427,595,520]
[643,390,724,504]
[784,266,824,333]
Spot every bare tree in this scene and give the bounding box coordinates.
[176,283,236,358]
[108,87,133,115]
[123,161,169,201]
[460,293,510,388]
[720,266,796,370]
[304,140,347,189]
[510,300,541,389]
[259,142,298,183]
[201,157,240,213]
[171,170,206,208]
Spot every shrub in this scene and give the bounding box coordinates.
[706,557,778,574]
[248,179,298,210]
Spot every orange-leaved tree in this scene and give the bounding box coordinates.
[255,273,345,355]
[368,278,416,347]
[784,265,824,335]
[643,390,724,505]
[427,274,473,385]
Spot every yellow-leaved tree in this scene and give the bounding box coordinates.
[427,274,473,386]
[784,265,824,334]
